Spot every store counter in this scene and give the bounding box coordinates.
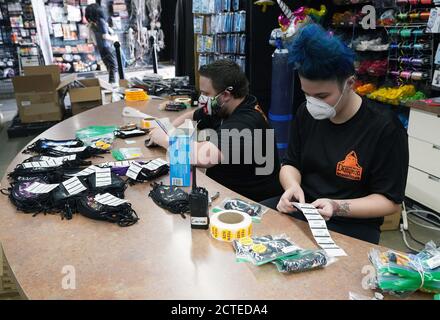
[0,99,431,299]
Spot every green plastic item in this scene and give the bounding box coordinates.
[76,125,117,146]
[434,294,440,300]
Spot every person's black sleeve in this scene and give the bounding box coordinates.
[193,107,215,130]
[368,124,409,203]
[282,105,304,170]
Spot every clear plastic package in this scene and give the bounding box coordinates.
[232,234,301,266]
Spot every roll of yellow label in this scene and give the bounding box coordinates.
[125,88,149,101]
[174,97,192,108]
[209,210,252,242]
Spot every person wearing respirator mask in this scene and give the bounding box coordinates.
[148,59,283,202]
[262,24,409,244]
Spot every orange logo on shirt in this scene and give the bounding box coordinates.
[336,151,363,181]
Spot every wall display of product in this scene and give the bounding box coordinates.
[0,0,40,79]
[44,0,164,73]
[332,0,438,106]
[45,0,100,73]
[193,0,247,79]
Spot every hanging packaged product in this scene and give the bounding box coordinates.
[212,198,268,223]
[368,241,440,295]
[111,147,143,160]
[148,182,189,217]
[232,234,301,266]
[77,194,139,227]
[273,249,334,273]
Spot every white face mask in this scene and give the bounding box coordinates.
[305,81,348,120]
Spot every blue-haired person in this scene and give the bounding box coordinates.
[262,24,409,244]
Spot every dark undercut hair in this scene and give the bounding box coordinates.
[199,59,249,98]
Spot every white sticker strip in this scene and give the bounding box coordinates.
[40,155,76,162]
[95,193,127,207]
[46,141,79,147]
[126,161,143,180]
[66,165,99,177]
[95,167,112,187]
[143,158,168,171]
[25,182,59,194]
[62,177,87,195]
[98,160,136,168]
[120,129,145,135]
[53,146,87,153]
[292,202,347,257]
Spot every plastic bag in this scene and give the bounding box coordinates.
[232,234,301,266]
[273,249,332,273]
[75,125,117,147]
[111,148,143,160]
[215,198,268,223]
[369,242,440,295]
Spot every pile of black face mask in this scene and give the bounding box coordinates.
[77,195,139,227]
[148,182,189,218]
[23,138,84,154]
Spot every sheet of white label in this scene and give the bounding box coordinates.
[98,160,136,168]
[65,165,99,177]
[95,167,112,187]
[120,129,145,135]
[126,161,143,179]
[95,193,127,207]
[143,158,168,171]
[25,182,59,194]
[62,176,87,195]
[292,202,347,257]
[53,146,87,153]
[40,155,77,163]
[45,141,78,147]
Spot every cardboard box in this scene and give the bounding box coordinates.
[381,206,402,231]
[69,78,112,115]
[12,65,76,123]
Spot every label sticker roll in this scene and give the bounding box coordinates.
[209,210,252,242]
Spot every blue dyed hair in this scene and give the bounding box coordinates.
[288,24,355,84]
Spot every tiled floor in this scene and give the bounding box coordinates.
[0,65,438,299]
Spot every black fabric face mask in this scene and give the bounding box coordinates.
[3,177,54,216]
[23,138,84,154]
[127,163,169,185]
[77,195,139,227]
[85,172,127,198]
[36,145,108,159]
[8,157,91,183]
[148,182,189,217]
[51,177,89,220]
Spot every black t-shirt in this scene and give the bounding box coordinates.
[283,98,409,230]
[193,95,283,202]
[92,18,112,55]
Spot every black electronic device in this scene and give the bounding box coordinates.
[189,166,209,229]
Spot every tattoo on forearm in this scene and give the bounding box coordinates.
[335,201,351,217]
